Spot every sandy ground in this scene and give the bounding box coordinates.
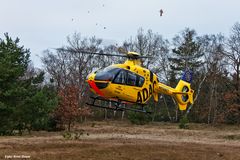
[0,121,240,160]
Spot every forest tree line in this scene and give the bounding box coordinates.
[0,23,239,135]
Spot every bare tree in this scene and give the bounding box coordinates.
[122,28,169,73]
[224,22,240,92]
[198,34,227,123]
[42,33,107,124]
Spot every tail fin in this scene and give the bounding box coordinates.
[173,70,194,110]
[154,69,194,110]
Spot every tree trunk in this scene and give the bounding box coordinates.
[80,116,83,123]
[175,107,178,122]
[212,84,218,124]
[237,61,240,92]
[208,81,215,124]
[67,121,71,132]
[151,103,156,122]
[185,74,207,116]
[171,97,178,122]
[163,96,172,121]
[104,109,107,120]
[121,111,125,120]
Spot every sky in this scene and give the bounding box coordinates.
[1,0,240,68]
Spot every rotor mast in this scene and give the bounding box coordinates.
[124,52,143,66]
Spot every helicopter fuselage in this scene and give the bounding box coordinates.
[87,60,159,104]
[58,49,194,110]
[87,58,194,110]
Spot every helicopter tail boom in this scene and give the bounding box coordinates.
[155,70,194,110]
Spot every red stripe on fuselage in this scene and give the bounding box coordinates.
[88,80,104,97]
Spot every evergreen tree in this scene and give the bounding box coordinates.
[0,33,57,135]
[169,28,204,74]
[0,33,30,135]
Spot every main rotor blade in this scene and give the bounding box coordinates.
[55,48,152,59]
[137,55,153,58]
[56,48,128,57]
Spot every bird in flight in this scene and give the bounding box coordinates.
[159,9,163,16]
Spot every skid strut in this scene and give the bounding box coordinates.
[86,96,152,114]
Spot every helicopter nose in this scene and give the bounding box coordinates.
[87,72,94,81]
[87,80,104,97]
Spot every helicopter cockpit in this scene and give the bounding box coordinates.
[92,66,145,89]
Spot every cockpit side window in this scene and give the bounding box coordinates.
[126,72,137,86]
[112,69,145,87]
[95,67,121,81]
[137,76,145,87]
[113,70,126,84]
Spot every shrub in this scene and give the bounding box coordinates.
[128,111,151,125]
[179,115,189,129]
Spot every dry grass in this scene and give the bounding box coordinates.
[0,121,239,160]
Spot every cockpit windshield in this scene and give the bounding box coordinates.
[95,66,121,81]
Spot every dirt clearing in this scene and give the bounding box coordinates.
[0,121,239,160]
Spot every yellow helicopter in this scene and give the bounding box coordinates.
[59,48,194,113]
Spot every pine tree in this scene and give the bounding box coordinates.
[0,33,57,135]
[169,28,204,74]
[0,33,30,135]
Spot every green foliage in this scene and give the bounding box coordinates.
[62,132,72,140]
[0,33,58,135]
[179,115,189,129]
[153,110,171,122]
[223,134,240,140]
[128,108,151,125]
[169,28,203,74]
[62,130,89,140]
[91,122,96,127]
[46,115,60,131]
[23,88,58,131]
[0,33,30,135]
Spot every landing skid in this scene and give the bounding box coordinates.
[86,96,152,114]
